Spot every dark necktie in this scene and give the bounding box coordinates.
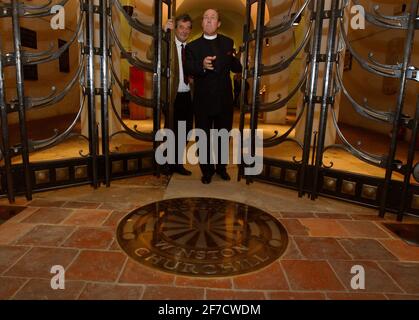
[181,44,189,85]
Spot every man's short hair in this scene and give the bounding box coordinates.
[202,9,221,22]
[175,14,192,28]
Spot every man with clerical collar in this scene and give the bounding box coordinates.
[185,9,242,184]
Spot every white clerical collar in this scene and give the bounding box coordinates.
[203,34,218,40]
[175,37,186,46]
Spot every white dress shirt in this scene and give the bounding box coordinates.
[175,37,190,93]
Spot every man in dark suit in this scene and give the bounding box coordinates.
[147,14,193,176]
[185,9,242,184]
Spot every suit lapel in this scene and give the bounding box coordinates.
[173,40,179,93]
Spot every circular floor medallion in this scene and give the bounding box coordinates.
[117,197,288,277]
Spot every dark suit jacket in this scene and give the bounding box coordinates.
[185,34,242,117]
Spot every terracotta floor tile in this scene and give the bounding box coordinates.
[281,238,304,260]
[16,225,75,246]
[379,262,419,294]
[62,201,101,210]
[102,211,128,228]
[206,289,266,300]
[0,246,31,274]
[385,294,419,300]
[28,200,66,208]
[279,219,309,236]
[351,214,383,221]
[22,207,73,225]
[5,247,78,278]
[0,277,28,299]
[233,262,289,290]
[326,292,387,300]
[0,197,29,207]
[268,291,326,300]
[99,202,138,211]
[379,239,419,262]
[281,212,316,218]
[78,283,143,300]
[314,213,352,220]
[112,175,168,187]
[329,260,402,293]
[299,219,349,237]
[62,209,111,226]
[294,237,351,260]
[339,239,398,261]
[338,221,390,238]
[0,223,36,245]
[142,285,204,300]
[281,260,345,291]
[175,276,232,289]
[119,260,175,285]
[108,239,122,251]
[6,207,40,224]
[61,227,113,249]
[13,279,85,300]
[66,250,126,282]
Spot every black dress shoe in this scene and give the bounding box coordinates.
[217,170,231,181]
[201,175,212,184]
[174,165,192,176]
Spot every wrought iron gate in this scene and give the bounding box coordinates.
[239,0,419,220]
[1,0,419,221]
[0,0,173,202]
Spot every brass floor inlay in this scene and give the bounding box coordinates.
[117,197,288,277]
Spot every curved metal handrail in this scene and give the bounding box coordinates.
[263,102,306,148]
[22,0,71,18]
[22,0,52,10]
[324,106,388,167]
[109,21,153,73]
[259,65,308,113]
[8,100,86,159]
[335,61,394,123]
[339,19,399,78]
[351,0,409,29]
[26,58,85,109]
[24,13,84,65]
[367,52,402,71]
[22,42,55,59]
[109,95,153,142]
[111,0,153,36]
[264,0,311,37]
[26,96,86,153]
[109,60,154,108]
[261,22,312,76]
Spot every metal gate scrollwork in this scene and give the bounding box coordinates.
[1,0,418,221]
[240,0,419,220]
[0,0,168,201]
